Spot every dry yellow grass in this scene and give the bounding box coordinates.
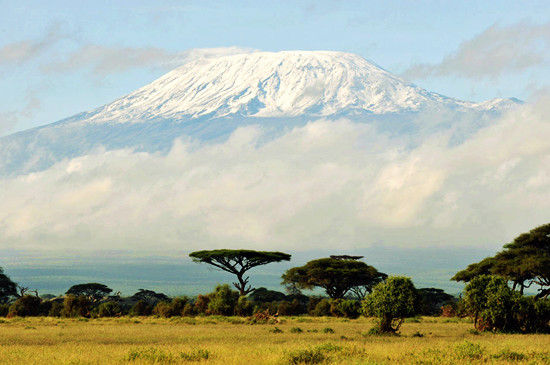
[0,316,548,364]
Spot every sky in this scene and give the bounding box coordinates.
[1,1,550,295]
[1,1,550,135]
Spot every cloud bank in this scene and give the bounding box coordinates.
[1,97,549,254]
[404,22,550,80]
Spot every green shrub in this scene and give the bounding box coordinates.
[207,284,239,316]
[454,341,484,359]
[0,303,10,317]
[463,275,550,333]
[8,295,42,317]
[311,299,331,316]
[322,327,334,334]
[234,296,253,316]
[152,301,173,318]
[269,327,283,333]
[48,301,63,317]
[290,327,303,333]
[129,300,152,316]
[98,301,121,317]
[170,297,189,316]
[62,295,91,317]
[182,302,195,317]
[362,276,417,333]
[330,299,360,318]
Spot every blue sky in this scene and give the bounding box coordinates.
[1,0,549,135]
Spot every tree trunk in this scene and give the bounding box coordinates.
[233,273,252,296]
[379,314,393,333]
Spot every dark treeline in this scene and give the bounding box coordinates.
[0,223,549,334]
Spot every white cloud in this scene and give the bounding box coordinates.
[0,96,549,254]
[0,24,67,66]
[44,46,256,77]
[403,22,550,80]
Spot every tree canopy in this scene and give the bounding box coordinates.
[131,289,169,304]
[362,276,417,333]
[281,257,387,299]
[189,249,291,295]
[0,267,18,304]
[453,223,550,298]
[66,283,113,301]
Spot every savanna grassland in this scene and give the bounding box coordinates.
[0,316,548,364]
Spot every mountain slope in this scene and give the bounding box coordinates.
[0,51,520,176]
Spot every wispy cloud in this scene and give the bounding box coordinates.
[403,22,550,80]
[0,24,67,66]
[1,95,548,254]
[0,91,41,136]
[44,46,256,77]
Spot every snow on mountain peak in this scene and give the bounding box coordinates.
[83,50,469,124]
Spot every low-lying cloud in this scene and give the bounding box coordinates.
[0,97,549,254]
[403,22,550,80]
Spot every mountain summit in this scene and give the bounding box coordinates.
[0,50,520,176]
[80,51,514,124]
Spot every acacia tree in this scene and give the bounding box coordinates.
[66,283,113,301]
[281,257,386,299]
[453,223,550,298]
[0,267,18,304]
[189,249,291,296]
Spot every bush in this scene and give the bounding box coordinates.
[290,327,303,333]
[362,276,417,333]
[0,303,10,317]
[462,275,550,333]
[330,299,360,318]
[194,294,210,315]
[62,295,91,317]
[152,301,173,318]
[182,303,195,317]
[234,296,253,316]
[311,299,331,316]
[98,301,121,317]
[207,284,239,316]
[8,295,42,317]
[322,327,334,334]
[129,300,152,316]
[170,297,189,316]
[48,301,63,317]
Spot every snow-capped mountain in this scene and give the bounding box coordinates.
[0,51,519,176]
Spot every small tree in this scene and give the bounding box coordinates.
[66,283,112,301]
[0,267,18,304]
[131,289,169,304]
[362,276,417,333]
[189,250,291,295]
[282,257,386,299]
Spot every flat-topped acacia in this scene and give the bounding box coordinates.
[453,223,550,298]
[189,249,291,295]
[281,257,387,299]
